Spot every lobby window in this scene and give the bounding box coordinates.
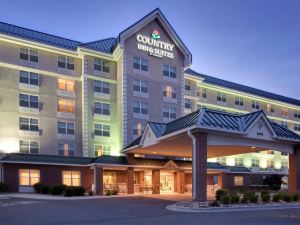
[19,140,39,154]
[57,79,75,92]
[163,86,176,99]
[212,175,218,185]
[197,88,207,99]
[62,171,81,186]
[217,157,226,166]
[163,64,176,78]
[235,97,244,106]
[58,99,75,113]
[235,158,244,166]
[281,121,288,129]
[19,71,39,86]
[19,117,39,131]
[267,159,274,168]
[163,106,176,119]
[19,169,40,186]
[281,160,288,169]
[133,56,148,71]
[133,79,148,93]
[294,111,300,119]
[94,124,110,137]
[185,80,191,91]
[20,48,38,63]
[94,80,110,94]
[185,98,192,109]
[94,145,111,156]
[133,101,148,115]
[58,56,74,70]
[281,108,288,117]
[19,93,39,108]
[234,176,243,186]
[294,124,300,131]
[267,104,275,113]
[94,102,110,116]
[133,122,144,136]
[58,143,75,156]
[94,58,110,73]
[251,159,259,167]
[252,101,260,110]
[217,92,226,103]
[103,172,117,185]
[58,121,75,135]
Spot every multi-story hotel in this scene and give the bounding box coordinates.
[0,9,299,199]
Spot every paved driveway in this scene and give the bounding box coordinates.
[0,196,300,225]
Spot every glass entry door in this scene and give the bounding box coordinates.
[160,174,174,192]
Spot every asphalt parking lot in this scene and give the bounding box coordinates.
[0,196,300,225]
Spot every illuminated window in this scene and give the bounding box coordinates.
[281,160,288,169]
[133,57,148,71]
[103,172,116,185]
[281,108,288,117]
[163,106,176,119]
[58,121,75,135]
[94,124,110,137]
[58,99,75,113]
[212,175,218,185]
[94,58,110,73]
[57,79,75,92]
[19,169,40,186]
[19,93,39,108]
[20,140,39,154]
[58,143,75,156]
[185,80,191,91]
[58,56,74,70]
[266,150,274,155]
[267,104,275,113]
[163,64,176,78]
[94,145,111,156]
[234,176,243,186]
[134,172,138,185]
[144,175,152,187]
[163,86,176,99]
[267,160,274,168]
[133,122,144,136]
[251,159,259,167]
[252,101,260,110]
[235,158,244,166]
[62,171,81,186]
[217,92,226,102]
[217,157,226,165]
[94,102,110,115]
[94,80,110,94]
[294,124,300,131]
[19,71,39,86]
[184,98,192,109]
[133,101,148,115]
[20,48,38,63]
[235,97,244,106]
[19,117,39,131]
[133,79,148,93]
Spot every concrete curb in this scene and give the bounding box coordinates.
[166,203,300,213]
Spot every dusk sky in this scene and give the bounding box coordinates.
[1,0,299,99]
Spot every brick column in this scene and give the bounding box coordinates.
[94,167,103,195]
[127,167,134,194]
[289,145,300,193]
[192,132,207,202]
[152,170,160,194]
[176,171,185,194]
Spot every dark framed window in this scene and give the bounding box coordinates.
[94,124,110,137]
[20,71,39,86]
[58,121,75,135]
[19,117,39,131]
[94,102,110,115]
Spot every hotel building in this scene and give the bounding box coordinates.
[0,9,299,199]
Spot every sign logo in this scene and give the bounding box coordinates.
[151,30,160,39]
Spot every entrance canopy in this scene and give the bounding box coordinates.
[122,109,300,158]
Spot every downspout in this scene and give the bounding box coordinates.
[187,129,196,201]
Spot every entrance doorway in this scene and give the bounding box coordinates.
[160,172,174,193]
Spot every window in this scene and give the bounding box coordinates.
[94,58,109,73]
[197,88,207,99]
[235,97,244,106]
[185,80,191,91]
[94,124,110,137]
[19,71,39,86]
[217,92,226,102]
[94,102,110,116]
[267,160,274,168]
[133,79,148,93]
[19,117,39,131]
[19,140,39,154]
[281,160,288,169]
[58,143,75,156]
[252,101,260,110]
[58,56,74,70]
[217,157,226,165]
[133,57,148,71]
[62,171,81,186]
[57,79,75,92]
[294,111,300,119]
[234,176,243,186]
[235,158,244,166]
[58,121,75,135]
[20,48,38,63]
[19,94,39,108]
[163,64,176,78]
[163,106,176,119]
[281,121,288,129]
[19,169,40,186]
[212,175,218,185]
[133,122,144,136]
[267,104,275,113]
[94,145,111,156]
[163,86,176,99]
[185,98,191,109]
[281,152,288,156]
[58,99,75,113]
[103,172,116,185]
[294,124,300,131]
[133,101,148,114]
[94,81,110,94]
[251,159,259,167]
[281,108,288,117]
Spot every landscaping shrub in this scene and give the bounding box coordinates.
[50,184,67,195]
[88,191,94,196]
[241,195,249,204]
[33,182,45,193]
[277,192,285,201]
[292,193,299,202]
[220,194,230,205]
[64,187,74,197]
[260,190,270,197]
[272,193,280,202]
[73,186,85,196]
[41,185,50,194]
[261,193,270,203]
[283,194,291,202]
[111,187,118,195]
[229,193,240,204]
[249,193,258,203]
[0,182,6,192]
[215,189,227,201]
[210,200,219,207]
[105,190,112,196]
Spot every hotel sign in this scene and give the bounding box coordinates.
[136,30,174,59]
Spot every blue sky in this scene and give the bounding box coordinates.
[1,0,300,99]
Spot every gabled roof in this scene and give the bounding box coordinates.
[147,122,166,138]
[79,38,117,54]
[185,68,300,107]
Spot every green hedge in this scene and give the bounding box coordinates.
[0,182,6,192]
